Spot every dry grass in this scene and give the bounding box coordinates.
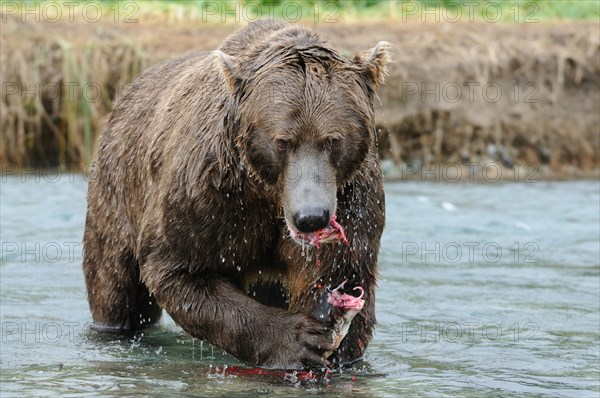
[1,16,147,166]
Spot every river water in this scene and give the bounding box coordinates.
[1,176,598,397]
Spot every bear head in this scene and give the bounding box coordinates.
[214,28,391,244]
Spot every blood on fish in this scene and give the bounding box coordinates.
[323,280,365,358]
[327,281,364,309]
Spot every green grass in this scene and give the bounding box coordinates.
[151,0,599,22]
[16,0,600,23]
[138,0,600,22]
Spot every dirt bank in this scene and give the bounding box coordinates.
[2,16,598,178]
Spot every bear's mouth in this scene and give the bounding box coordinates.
[287,215,349,249]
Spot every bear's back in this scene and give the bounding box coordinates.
[219,20,289,55]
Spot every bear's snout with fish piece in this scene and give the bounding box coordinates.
[82,20,390,370]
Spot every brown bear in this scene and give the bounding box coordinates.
[83,20,390,370]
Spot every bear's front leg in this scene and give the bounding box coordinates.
[140,255,334,370]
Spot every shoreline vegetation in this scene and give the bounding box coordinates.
[1,1,599,180]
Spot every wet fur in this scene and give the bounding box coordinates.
[83,20,389,368]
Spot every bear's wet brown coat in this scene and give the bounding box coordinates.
[83,20,390,369]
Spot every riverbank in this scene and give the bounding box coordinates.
[2,10,598,179]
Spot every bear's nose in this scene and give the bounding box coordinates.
[293,207,330,233]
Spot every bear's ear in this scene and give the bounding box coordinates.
[355,41,392,88]
[214,50,240,91]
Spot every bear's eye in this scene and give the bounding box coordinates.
[274,139,289,152]
[327,138,341,151]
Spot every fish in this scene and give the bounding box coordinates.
[205,365,332,383]
[323,280,365,358]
